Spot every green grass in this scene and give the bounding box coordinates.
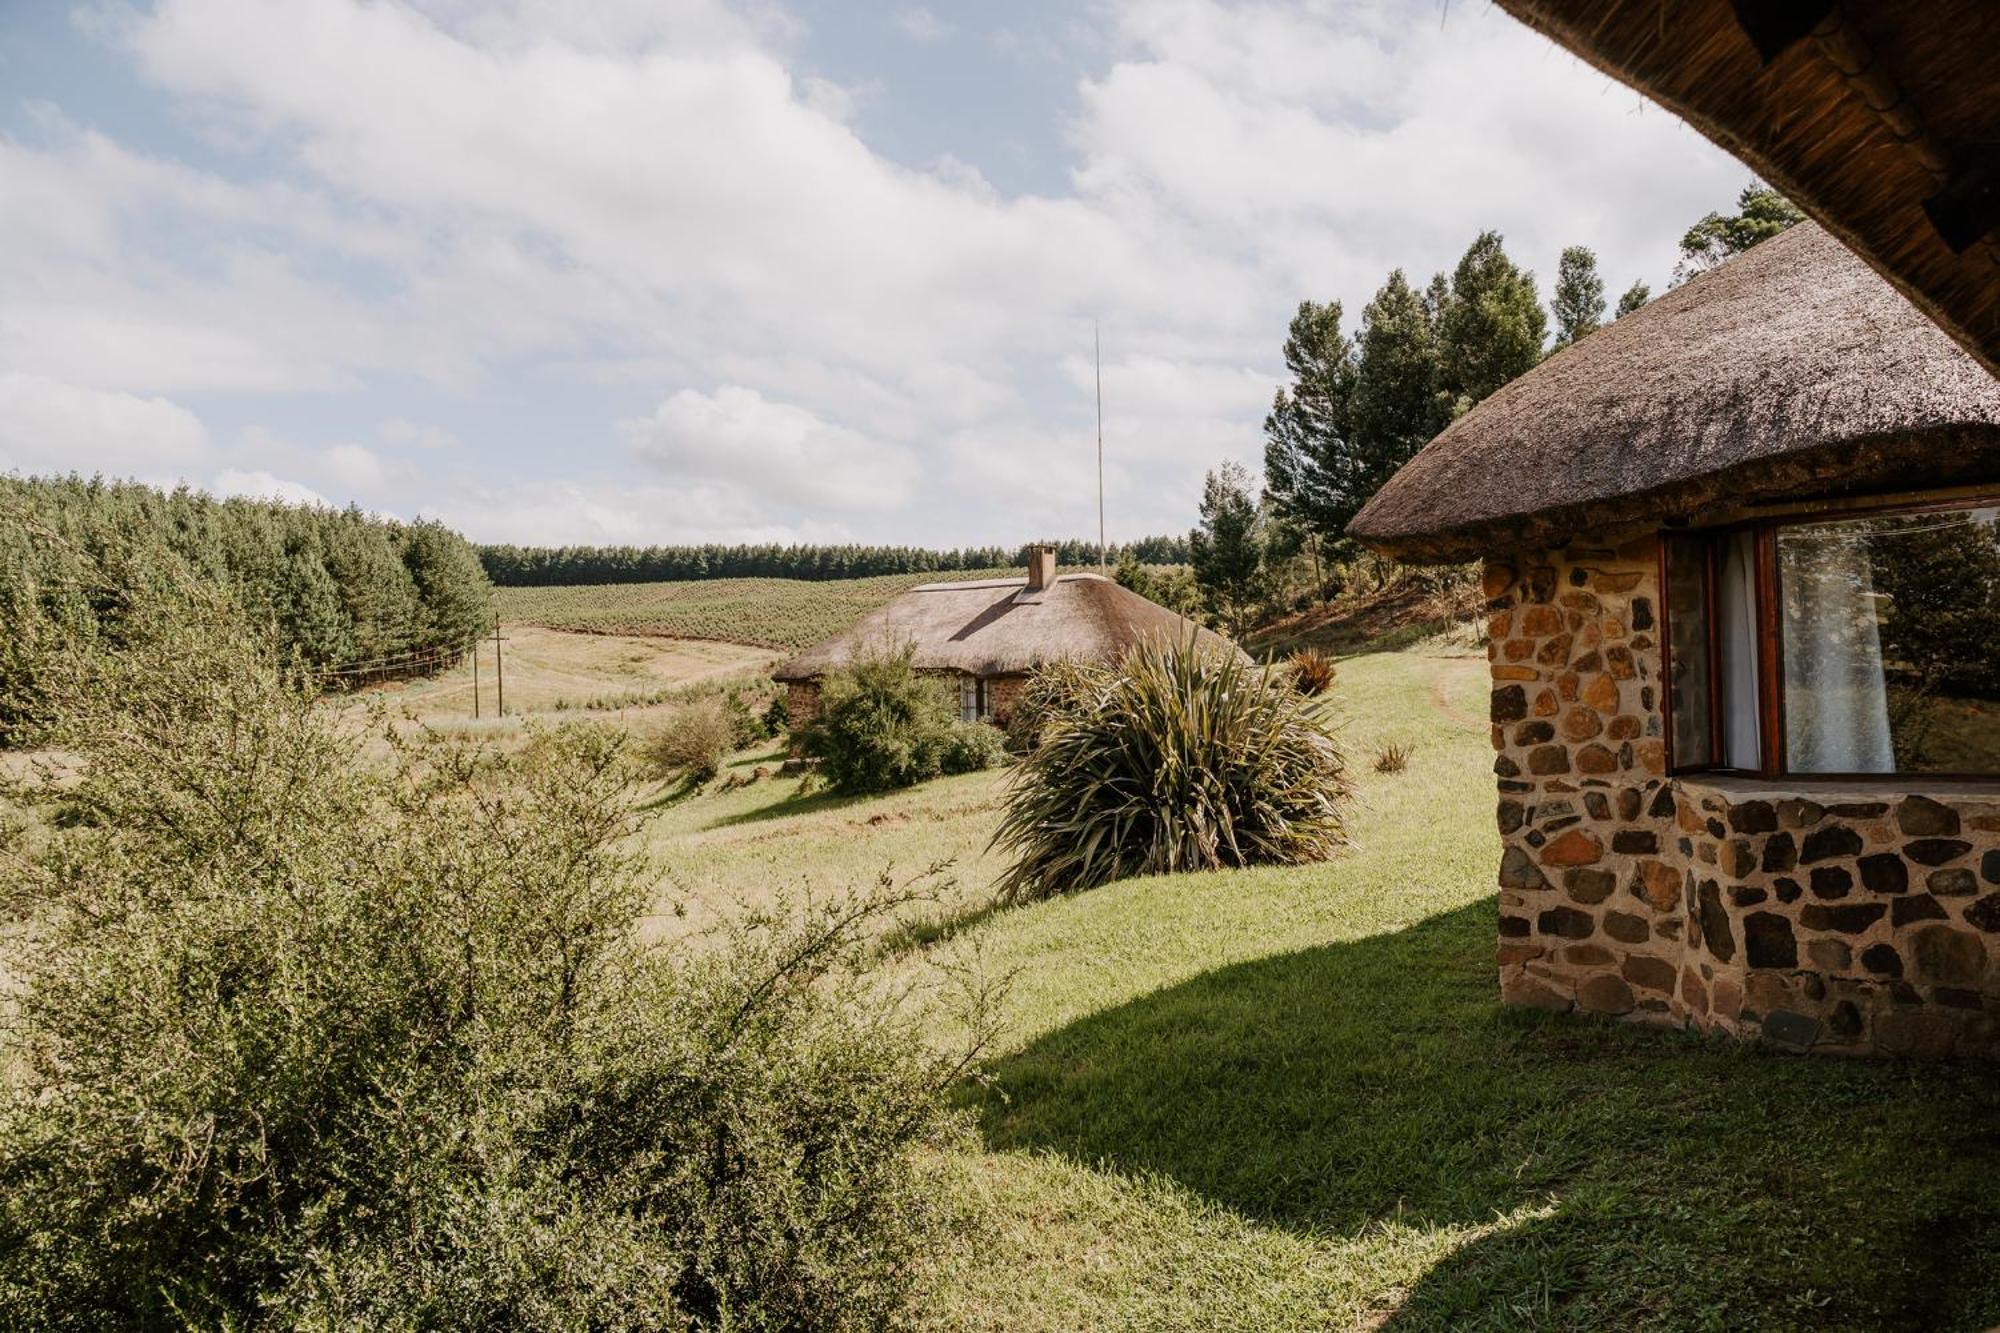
[492,568,1016,650]
[631,643,2000,1331]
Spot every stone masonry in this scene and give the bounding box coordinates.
[1488,538,2000,1059]
[782,673,1022,755]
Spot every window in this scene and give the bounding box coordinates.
[1663,495,2000,777]
[959,674,985,723]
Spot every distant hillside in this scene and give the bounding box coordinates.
[493,569,1019,651]
[478,536,1190,586]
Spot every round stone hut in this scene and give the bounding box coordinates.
[773,544,1240,731]
[1349,220,2000,1060]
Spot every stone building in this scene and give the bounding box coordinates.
[1350,221,2000,1059]
[773,544,1238,730]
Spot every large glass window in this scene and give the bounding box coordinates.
[1664,496,2000,777]
[1780,506,2000,774]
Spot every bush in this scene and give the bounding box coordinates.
[798,642,981,793]
[1287,647,1337,695]
[761,693,790,736]
[1003,658,1093,754]
[940,719,1008,775]
[722,691,772,747]
[991,637,1354,902]
[0,589,997,1331]
[644,696,737,780]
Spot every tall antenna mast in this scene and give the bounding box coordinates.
[1095,320,1106,575]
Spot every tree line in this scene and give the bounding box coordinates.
[1,476,491,739]
[1187,185,1804,629]
[476,534,1193,586]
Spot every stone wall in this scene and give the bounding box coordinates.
[986,674,1026,725]
[1487,538,2000,1060]
[785,681,820,728]
[781,673,1019,743]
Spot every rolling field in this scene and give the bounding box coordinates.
[16,584,2000,1327]
[352,626,776,720]
[493,568,1016,651]
[616,641,2000,1331]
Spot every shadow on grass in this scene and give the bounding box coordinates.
[972,901,2000,1329]
[701,784,879,830]
[879,895,1004,959]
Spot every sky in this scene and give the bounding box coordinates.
[0,0,1751,550]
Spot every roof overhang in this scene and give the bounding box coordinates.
[1494,0,2000,378]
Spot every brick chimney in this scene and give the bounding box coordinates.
[1025,542,1057,592]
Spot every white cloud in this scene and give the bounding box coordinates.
[623,385,917,510]
[212,468,332,507]
[427,476,862,546]
[0,0,1753,545]
[379,418,461,450]
[319,442,393,493]
[0,372,210,481]
[896,7,951,44]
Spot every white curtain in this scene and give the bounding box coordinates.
[1716,531,1764,770]
[1779,524,1893,773]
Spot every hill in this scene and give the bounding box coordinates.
[492,568,1017,651]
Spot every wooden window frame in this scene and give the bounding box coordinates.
[1660,488,2000,783]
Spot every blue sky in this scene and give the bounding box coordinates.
[0,0,1748,548]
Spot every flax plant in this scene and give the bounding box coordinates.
[991,637,1352,902]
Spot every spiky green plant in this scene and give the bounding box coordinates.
[991,638,1352,902]
[1287,647,1337,696]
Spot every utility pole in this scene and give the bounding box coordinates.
[493,612,505,717]
[1095,320,1106,575]
[472,633,481,719]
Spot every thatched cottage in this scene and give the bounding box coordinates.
[774,545,1239,727]
[1350,221,2000,1059]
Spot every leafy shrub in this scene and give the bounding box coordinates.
[721,691,771,747]
[643,695,737,780]
[992,638,1353,902]
[761,693,790,736]
[1003,658,1092,754]
[799,641,984,793]
[0,588,996,1331]
[1287,647,1337,695]
[940,719,1008,775]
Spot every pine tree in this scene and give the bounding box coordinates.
[1260,300,1356,548]
[1550,245,1606,349]
[1615,280,1651,319]
[1436,231,1548,410]
[1673,182,1805,285]
[1188,461,1265,633]
[1345,269,1446,522]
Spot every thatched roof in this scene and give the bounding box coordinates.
[1348,222,2000,563]
[772,573,1243,681]
[1493,0,2000,376]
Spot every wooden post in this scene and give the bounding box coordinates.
[472,633,481,719]
[494,613,505,717]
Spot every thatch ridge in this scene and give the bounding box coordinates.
[773,572,1243,680]
[1348,222,2000,563]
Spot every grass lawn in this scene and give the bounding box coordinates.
[631,639,2000,1331]
[359,625,777,720]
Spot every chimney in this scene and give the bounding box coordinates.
[1025,542,1057,592]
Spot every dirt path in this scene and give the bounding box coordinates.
[1422,655,1488,732]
